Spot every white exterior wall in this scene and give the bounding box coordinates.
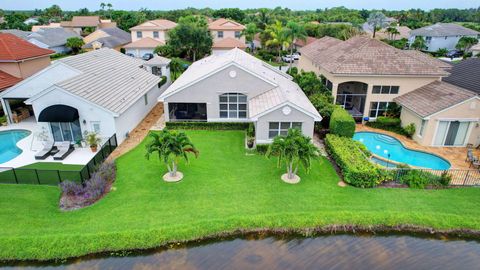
[125,48,155,58]
[408,35,479,52]
[131,30,167,43]
[256,105,315,144]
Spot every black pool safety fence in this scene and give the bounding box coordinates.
[0,134,117,186]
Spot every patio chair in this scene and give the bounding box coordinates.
[466,149,475,162]
[34,141,55,160]
[471,157,480,169]
[53,141,74,160]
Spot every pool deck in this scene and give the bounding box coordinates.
[356,125,480,170]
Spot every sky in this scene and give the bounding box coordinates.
[3,0,480,11]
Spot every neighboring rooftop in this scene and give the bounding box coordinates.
[208,18,245,31]
[374,26,411,40]
[0,33,54,61]
[61,16,101,27]
[123,37,164,49]
[394,81,477,118]
[144,55,172,66]
[0,70,22,91]
[28,28,80,47]
[294,36,319,47]
[0,29,32,39]
[31,23,61,32]
[442,58,480,94]
[130,19,177,31]
[212,37,247,49]
[409,23,479,37]
[82,27,131,49]
[300,36,449,76]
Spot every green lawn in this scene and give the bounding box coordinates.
[1,130,480,260]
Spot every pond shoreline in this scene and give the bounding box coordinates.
[2,224,480,264]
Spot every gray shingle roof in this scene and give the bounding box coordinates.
[394,81,477,118]
[27,28,80,47]
[410,23,479,37]
[0,29,32,40]
[442,58,480,95]
[55,48,160,115]
[82,27,131,49]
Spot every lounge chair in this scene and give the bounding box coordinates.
[53,141,74,160]
[34,141,55,160]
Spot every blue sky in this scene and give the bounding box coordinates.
[3,0,480,11]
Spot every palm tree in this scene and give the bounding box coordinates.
[284,21,307,69]
[106,3,113,19]
[411,36,427,51]
[265,21,289,62]
[256,8,271,30]
[169,58,185,81]
[456,36,479,52]
[367,12,388,38]
[145,130,199,181]
[243,22,259,52]
[266,128,319,183]
[386,27,400,40]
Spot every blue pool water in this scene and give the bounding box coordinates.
[353,132,451,170]
[0,130,31,164]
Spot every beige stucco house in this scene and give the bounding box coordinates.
[298,36,451,122]
[159,48,321,144]
[124,19,177,58]
[60,16,116,36]
[208,18,247,55]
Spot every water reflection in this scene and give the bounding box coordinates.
[3,234,480,270]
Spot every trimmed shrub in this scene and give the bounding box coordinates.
[329,107,355,138]
[255,144,269,154]
[325,134,382,188]
[403,123,416,138]
[158,76,167,88]
[309,93,337,129]
[365,117,407,136]
[247,123,255,137]
[166,122,250,130]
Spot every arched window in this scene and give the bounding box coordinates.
[219,93,247,119]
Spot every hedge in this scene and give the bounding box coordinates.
[165,122,250,130]
[325,134,383,188]
[329,107,355,138]
[365,116,407,136]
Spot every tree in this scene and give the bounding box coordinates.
[411,36,427,50]
[436,48,449,57]
[145,130,199,180]
[265,21,289,61]
[256,8,272,30]
[44,5,62,18]
[169,58,186,81]
[167,16,212,61]
[66,37,84,54]
[243,23,259,52]
[385,26,400,40]
[266,128,318,182]
[293,71,328,96]
[367,12,388,38]
[284,21,307,69]
[456,36,479,52]
[212,8,245,22]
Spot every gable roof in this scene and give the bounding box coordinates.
[410,23,479,37]
[0,33,54,61]
[82,27,131,49]
[28,27,80,47]
[300,36,449,76]
[442,58,480,94]
[0,29,32,39]
[61,16,101,27]
[208,18,245,31]
[212,37,247,49]
[161,48,321,120]
[394,81,477,118]
[123,37,163,49]
[130,19,177,31]
[0,70,22,91]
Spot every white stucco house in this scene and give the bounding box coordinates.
[408,23,479,52]
[158,48,322,144]
[0,49,171,145]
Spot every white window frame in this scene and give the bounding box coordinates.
[235,31,241,38]
[153,31,159,38]
[219,93,247,119]
[369,102,390,119]
[136,31,142,38]
[217,31,224,38]
[91,121,101,134]
[418,119,427,137]
[268,122,302,139]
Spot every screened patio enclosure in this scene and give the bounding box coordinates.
[336,81,368,121]
[168,103,207,121]
[38,105,82,142]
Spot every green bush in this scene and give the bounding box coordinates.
[398,170,451,188]
[255,144,269,154]
[165,122,250,130]
[403,123,416,138]
[329,107,355,138]
[309,93,336,129]
[365,117,407,136]
[247,123,255,137]
[158,76,167,87]
[325,134,382,188]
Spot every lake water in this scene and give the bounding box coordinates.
[3,234,480,270]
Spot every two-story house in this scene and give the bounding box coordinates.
[60,16,116,36]
[408,23,479,52]
[124,19,177,58]
[208,18,246,55]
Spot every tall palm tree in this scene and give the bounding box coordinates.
[145,130,199,179]
[265,21,289,62]
[284,21,307,69]
[243,22,259,52]
[267,128,318,182]
[256,8,271,30]
[367,12,388,38]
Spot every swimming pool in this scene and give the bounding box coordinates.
[0,130,31,164]
[353,132,451,170]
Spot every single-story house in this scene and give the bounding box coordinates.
[27,28,81,53]
[0,49,171,144]
[408,23,479,52]
[82,27,131,51]
[159,48,321,144]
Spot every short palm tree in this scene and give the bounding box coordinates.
[284,21,307,69]
[266,128,319,183]
[411,36,427,50]
[386,27,400,40]
[145,130,199,181]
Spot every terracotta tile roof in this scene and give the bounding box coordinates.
[208,18,245,31]
[61,16,101,27]
[123,37,164,49]
[300,36,449,76]
[130,19,177,31]
[443,58,480,94]
[0,33,54,61]
[294,36,318,47]
[394,81,477,118]
[0,70,22,91]
[212,37,247,49]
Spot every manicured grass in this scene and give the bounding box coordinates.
[1,130,480,260]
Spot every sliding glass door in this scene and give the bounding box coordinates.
[433,121,470,146]
[50,119,82,142]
